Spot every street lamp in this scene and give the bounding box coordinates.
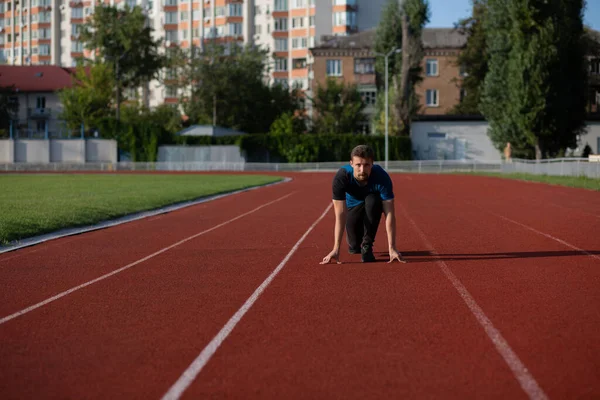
[374,47,402,170]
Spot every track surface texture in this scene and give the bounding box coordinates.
[0,172,598,399]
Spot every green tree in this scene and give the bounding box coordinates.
[0,85,18,136]
[58,63,114,132]
[374,0,404,81]
[310,77,366,134]
[80,4,165,111]
[182,43,300,133]
[269,112,306,135]
[451,0,488,115]
[481,0,587,159]
[374,0,429,135]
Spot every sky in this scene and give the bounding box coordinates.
[424,0,600,31]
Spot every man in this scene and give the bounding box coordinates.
[320,144,406,264]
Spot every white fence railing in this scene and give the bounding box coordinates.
[502,158,600,178]
[0,160,503,173]
[1,158,599,178]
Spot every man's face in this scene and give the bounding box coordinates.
[350,156,373,183]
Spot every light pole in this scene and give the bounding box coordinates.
[374,47,402,170]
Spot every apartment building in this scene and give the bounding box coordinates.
[252,0,387,92]
[0,0,388,108]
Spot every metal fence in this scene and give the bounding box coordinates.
[502,158,600,179]
[0,160,503,173]
[2,158,599,178]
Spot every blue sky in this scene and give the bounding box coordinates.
[424,0,600,31]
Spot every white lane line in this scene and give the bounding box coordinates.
[0,192,295,326]
[491,212,600,262]
[399,204,549,400]
[161,203,333,400]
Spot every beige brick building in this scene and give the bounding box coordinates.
[417,28,467,115]
[309,27,468,132]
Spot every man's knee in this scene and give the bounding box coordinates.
[364,193,382,212]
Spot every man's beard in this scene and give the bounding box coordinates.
[356,173,368,181]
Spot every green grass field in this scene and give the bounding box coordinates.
[461,172,600,191]
[0,174,283,245]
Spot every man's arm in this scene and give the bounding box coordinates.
[382,199,406,263]
[331,199,347,252]
[320,199,347,264]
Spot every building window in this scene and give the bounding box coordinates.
[293,58,306,69]
[292,0,305,8]
[428,132,446,139]
[360,90,377,106]
[228,23,242,36]
[228,4,242,16]
[292,17,304,28]
[274,18,287,31]
[355,58,375,74]
[334,11,356,27]
[590,59,600,75]
[165,86,178,98]
[459,63,468,77]
[326,59,342,76]
[292,37,307,49]
[275,38,288,51]
[274,58,288,71]
[274,0,287,11]
[426,59,438,76]
[273,78,289,88]
[426,89,439,107]
[460,88,467,103]
[215,6,226,17]
[165,12,177,24]
[292,79,307,89]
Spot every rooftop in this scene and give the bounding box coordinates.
[0,65,76,92]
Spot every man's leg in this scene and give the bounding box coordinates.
[361,193,383,262]
[345,203,365,254]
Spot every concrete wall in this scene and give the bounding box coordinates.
[86,139,118,162]
[15,140,51,163]
[3,139,117,163]
[50,140,85,162]
[411,121,502,162]
[411,120,600,161]
[580,122,600,154]
[0,140,15,163]
[157,145,245,163]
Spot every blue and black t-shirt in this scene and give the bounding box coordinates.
[332,164,394,208]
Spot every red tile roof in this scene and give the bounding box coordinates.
[0,65,77,92]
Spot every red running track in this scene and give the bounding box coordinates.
[0,172,599,399]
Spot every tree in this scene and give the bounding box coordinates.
[481,0,587,159]
[182,43,300,133]
[0,85,18,136]
[450,0,488,115]
[310,78,366,134]
[58,63,114,132]
[397,0,430,134]
[80,4,165,112]
[269,112,306,135]
[374,0,404,82]
[374,0,429,135]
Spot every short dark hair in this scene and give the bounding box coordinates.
[350,144,375,161]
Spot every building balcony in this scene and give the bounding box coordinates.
[28,107,52,118]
